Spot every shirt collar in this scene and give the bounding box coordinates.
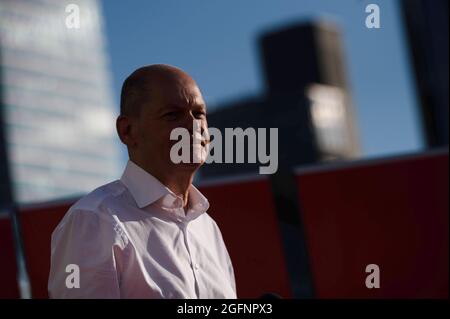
[186,184,210,216]
[120,160,209,218]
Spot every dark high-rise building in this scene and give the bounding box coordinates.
[200,21,360,179]
[401,0,449,147]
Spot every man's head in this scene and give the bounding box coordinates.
[116,64,208,179]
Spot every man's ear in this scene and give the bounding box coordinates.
[116,115,137,147]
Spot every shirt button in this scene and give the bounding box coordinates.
[194,263,200,270]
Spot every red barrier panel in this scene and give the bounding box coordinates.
[295,150,449,298]
[199,177,292,298]
[0,215,20,298]
[16,150,447,299]
[18,201,71,298]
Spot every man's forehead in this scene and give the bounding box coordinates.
[132,66,206,112]
[171,90,205,106]
[155,84,205,109]
[161,100,206,114]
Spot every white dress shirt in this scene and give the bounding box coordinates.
[48,160,237,299]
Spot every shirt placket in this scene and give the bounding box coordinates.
[179,220,201,299]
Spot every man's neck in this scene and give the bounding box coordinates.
[131,159,195,208]
[163,174,194,208]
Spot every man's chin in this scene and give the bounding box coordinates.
[175,161,204,171]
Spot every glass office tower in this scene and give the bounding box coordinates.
[0,0,120,204]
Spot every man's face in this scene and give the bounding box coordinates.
[134,76,208,173]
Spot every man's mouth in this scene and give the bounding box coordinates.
[191,139,210,147]
[200,139,210,147]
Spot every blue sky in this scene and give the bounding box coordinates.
[101,0,424,160]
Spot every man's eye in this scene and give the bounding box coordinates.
[194,111,206,118]
[164,112,178,120]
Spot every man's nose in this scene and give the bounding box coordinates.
[184,112,195,134]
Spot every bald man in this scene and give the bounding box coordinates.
[48,65,237,299]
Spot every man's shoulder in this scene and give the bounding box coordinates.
[51,180,131,249]
[200,212,216,225]
[197,212,222,234]
[53,180,127,235]
[70,180,125,213]
[56,180,126,228]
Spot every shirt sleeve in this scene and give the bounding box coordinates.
[211,218,237,297]
[224,243,237,297]
[48,208,126,299]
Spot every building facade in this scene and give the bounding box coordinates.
[0,0,120,204]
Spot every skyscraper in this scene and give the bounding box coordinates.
[401,0,449,147]
[200,21,360,178]
[0,0,120,204]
